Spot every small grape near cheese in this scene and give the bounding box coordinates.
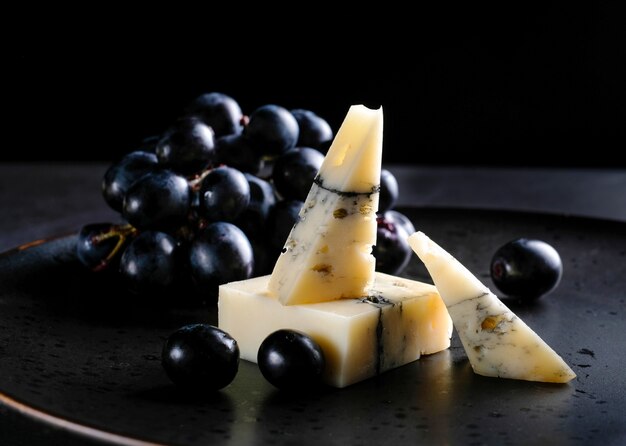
[408,231,576,383]
[218,105,453,388]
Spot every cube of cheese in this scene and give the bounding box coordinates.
[219,272,452,388]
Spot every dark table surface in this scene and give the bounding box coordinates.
[1,162,625,445]
[1,163,625,254]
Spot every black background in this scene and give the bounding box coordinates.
[5,4,625,167]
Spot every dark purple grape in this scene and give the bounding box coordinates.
[162,324,239,391]
[102,151,159,212]
[379,169,399,213]
[257,329,325,391]
[119,231,179,294]
[214,133,262,174]
[272,147,324,201]
[198,166,250,222]
[373,215,412,275]
[383,209,416,236]
[122,170,191,232]
[234,173,277,241]
[244,104,299,157]
[183,92,243,137]
[156,117,215,175]
[76,223,136,272]
[267,199,303,258]
[189,222,254,296]
[491,238,563,300]
[290,109,333,150]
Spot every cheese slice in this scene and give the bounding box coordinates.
[408,231,576,383]
[268,105,383,305]
[219,272,452,388]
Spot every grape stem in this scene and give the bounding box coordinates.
[91,224,137,272]
[187,168,214,190]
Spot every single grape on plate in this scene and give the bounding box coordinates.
[257,329,325,391]
[162,324,239,391]
[490,238,563,301]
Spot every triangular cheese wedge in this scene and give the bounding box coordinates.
[268,105,383,305]
[408,231,576,383]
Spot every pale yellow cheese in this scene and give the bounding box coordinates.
[408,231,576,383]
[219,272,453,388]
[268,105,383,305]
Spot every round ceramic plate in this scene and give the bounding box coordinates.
[0,208,624,446]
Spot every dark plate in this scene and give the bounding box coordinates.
[1,208,625,446]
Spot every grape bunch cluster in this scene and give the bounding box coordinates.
[77,92,413,301]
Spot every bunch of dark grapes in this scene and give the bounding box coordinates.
[77,92,413,304]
